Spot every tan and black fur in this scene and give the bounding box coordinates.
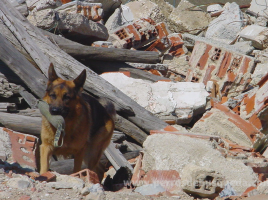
[40,63,115,178]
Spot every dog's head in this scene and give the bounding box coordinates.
[44,63,86,118]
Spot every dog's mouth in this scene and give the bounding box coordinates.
[49,106,69,118]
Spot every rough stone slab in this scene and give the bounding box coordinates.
[142,133,258,194]
[205,2,245,44]
[168,0,212,35]
[101,73,209,124]
[126,0,168,24]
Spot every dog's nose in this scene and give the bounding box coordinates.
[50,107,61,115]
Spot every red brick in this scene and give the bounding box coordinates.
[3,128,39,170]
[71,169,99,184]
[131,153,144,186]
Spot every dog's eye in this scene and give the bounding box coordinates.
[63,94,71,101]
[49,94,56,99]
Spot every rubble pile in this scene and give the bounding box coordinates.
[2,0,268,199]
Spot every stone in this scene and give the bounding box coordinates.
[219,183,237,197]
[207,4,222,13]
[101,73,209,124]
[249,0,268,18]
[142,133,258,194]
[6,177,32,189]
[250,62,268,85]
[126,0,168,24]
[25,0,62,13]
[257,180,268,194]
[205,2,245,44]
[238,25,268,50]
[47,174,85,190]
[168,0,212,35]
[134,184,166,195]
[180,164,224,199]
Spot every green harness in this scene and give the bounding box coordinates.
[38,100,65,147]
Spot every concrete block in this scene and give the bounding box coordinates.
[180,164,224,198]
[168,0,212,35]
[186,40,256,98]
[205,2,245,44]
[101,73,209,124]
[238,25,268,49]
[192,103,259,146]
[142,133,257,194]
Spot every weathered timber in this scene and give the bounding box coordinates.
[0,0,168,133]
[50,151,140,174]
[0,1,51,76]
[119,68,170,82]
[19,87,39,109]
[0,33,47,98]
[40,29,161,64]
[0,103,17,112]
[0,113,41,135]
[115,115,148,145]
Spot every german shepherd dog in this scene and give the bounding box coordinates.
[40,63,115,178]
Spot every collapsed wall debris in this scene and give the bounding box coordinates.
[2,0,268,199]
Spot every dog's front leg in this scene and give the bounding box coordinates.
[40,144,53,174]
[73,147,85,173]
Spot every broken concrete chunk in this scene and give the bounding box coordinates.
[181,164,224,199]
[205,2,245,44]
[47,174,85,190]
[26,0,62,12]
[168,0,212,35]
[233,40,254,55]
[27,8,109,45]
[191,103,257,147]
[126,0,168,24]
[101,73,209,124]
[105,5,134,33]
[142,133,257,194]
[6,177,33,189]
[238,25,268,50]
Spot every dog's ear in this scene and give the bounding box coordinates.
[74,69,87,90]
[48,63,58,82]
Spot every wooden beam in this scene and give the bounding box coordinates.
[41,29,161,64]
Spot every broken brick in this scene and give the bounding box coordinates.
[186,41,256,97]
[3,128,39,170]
[71,169,99,184]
